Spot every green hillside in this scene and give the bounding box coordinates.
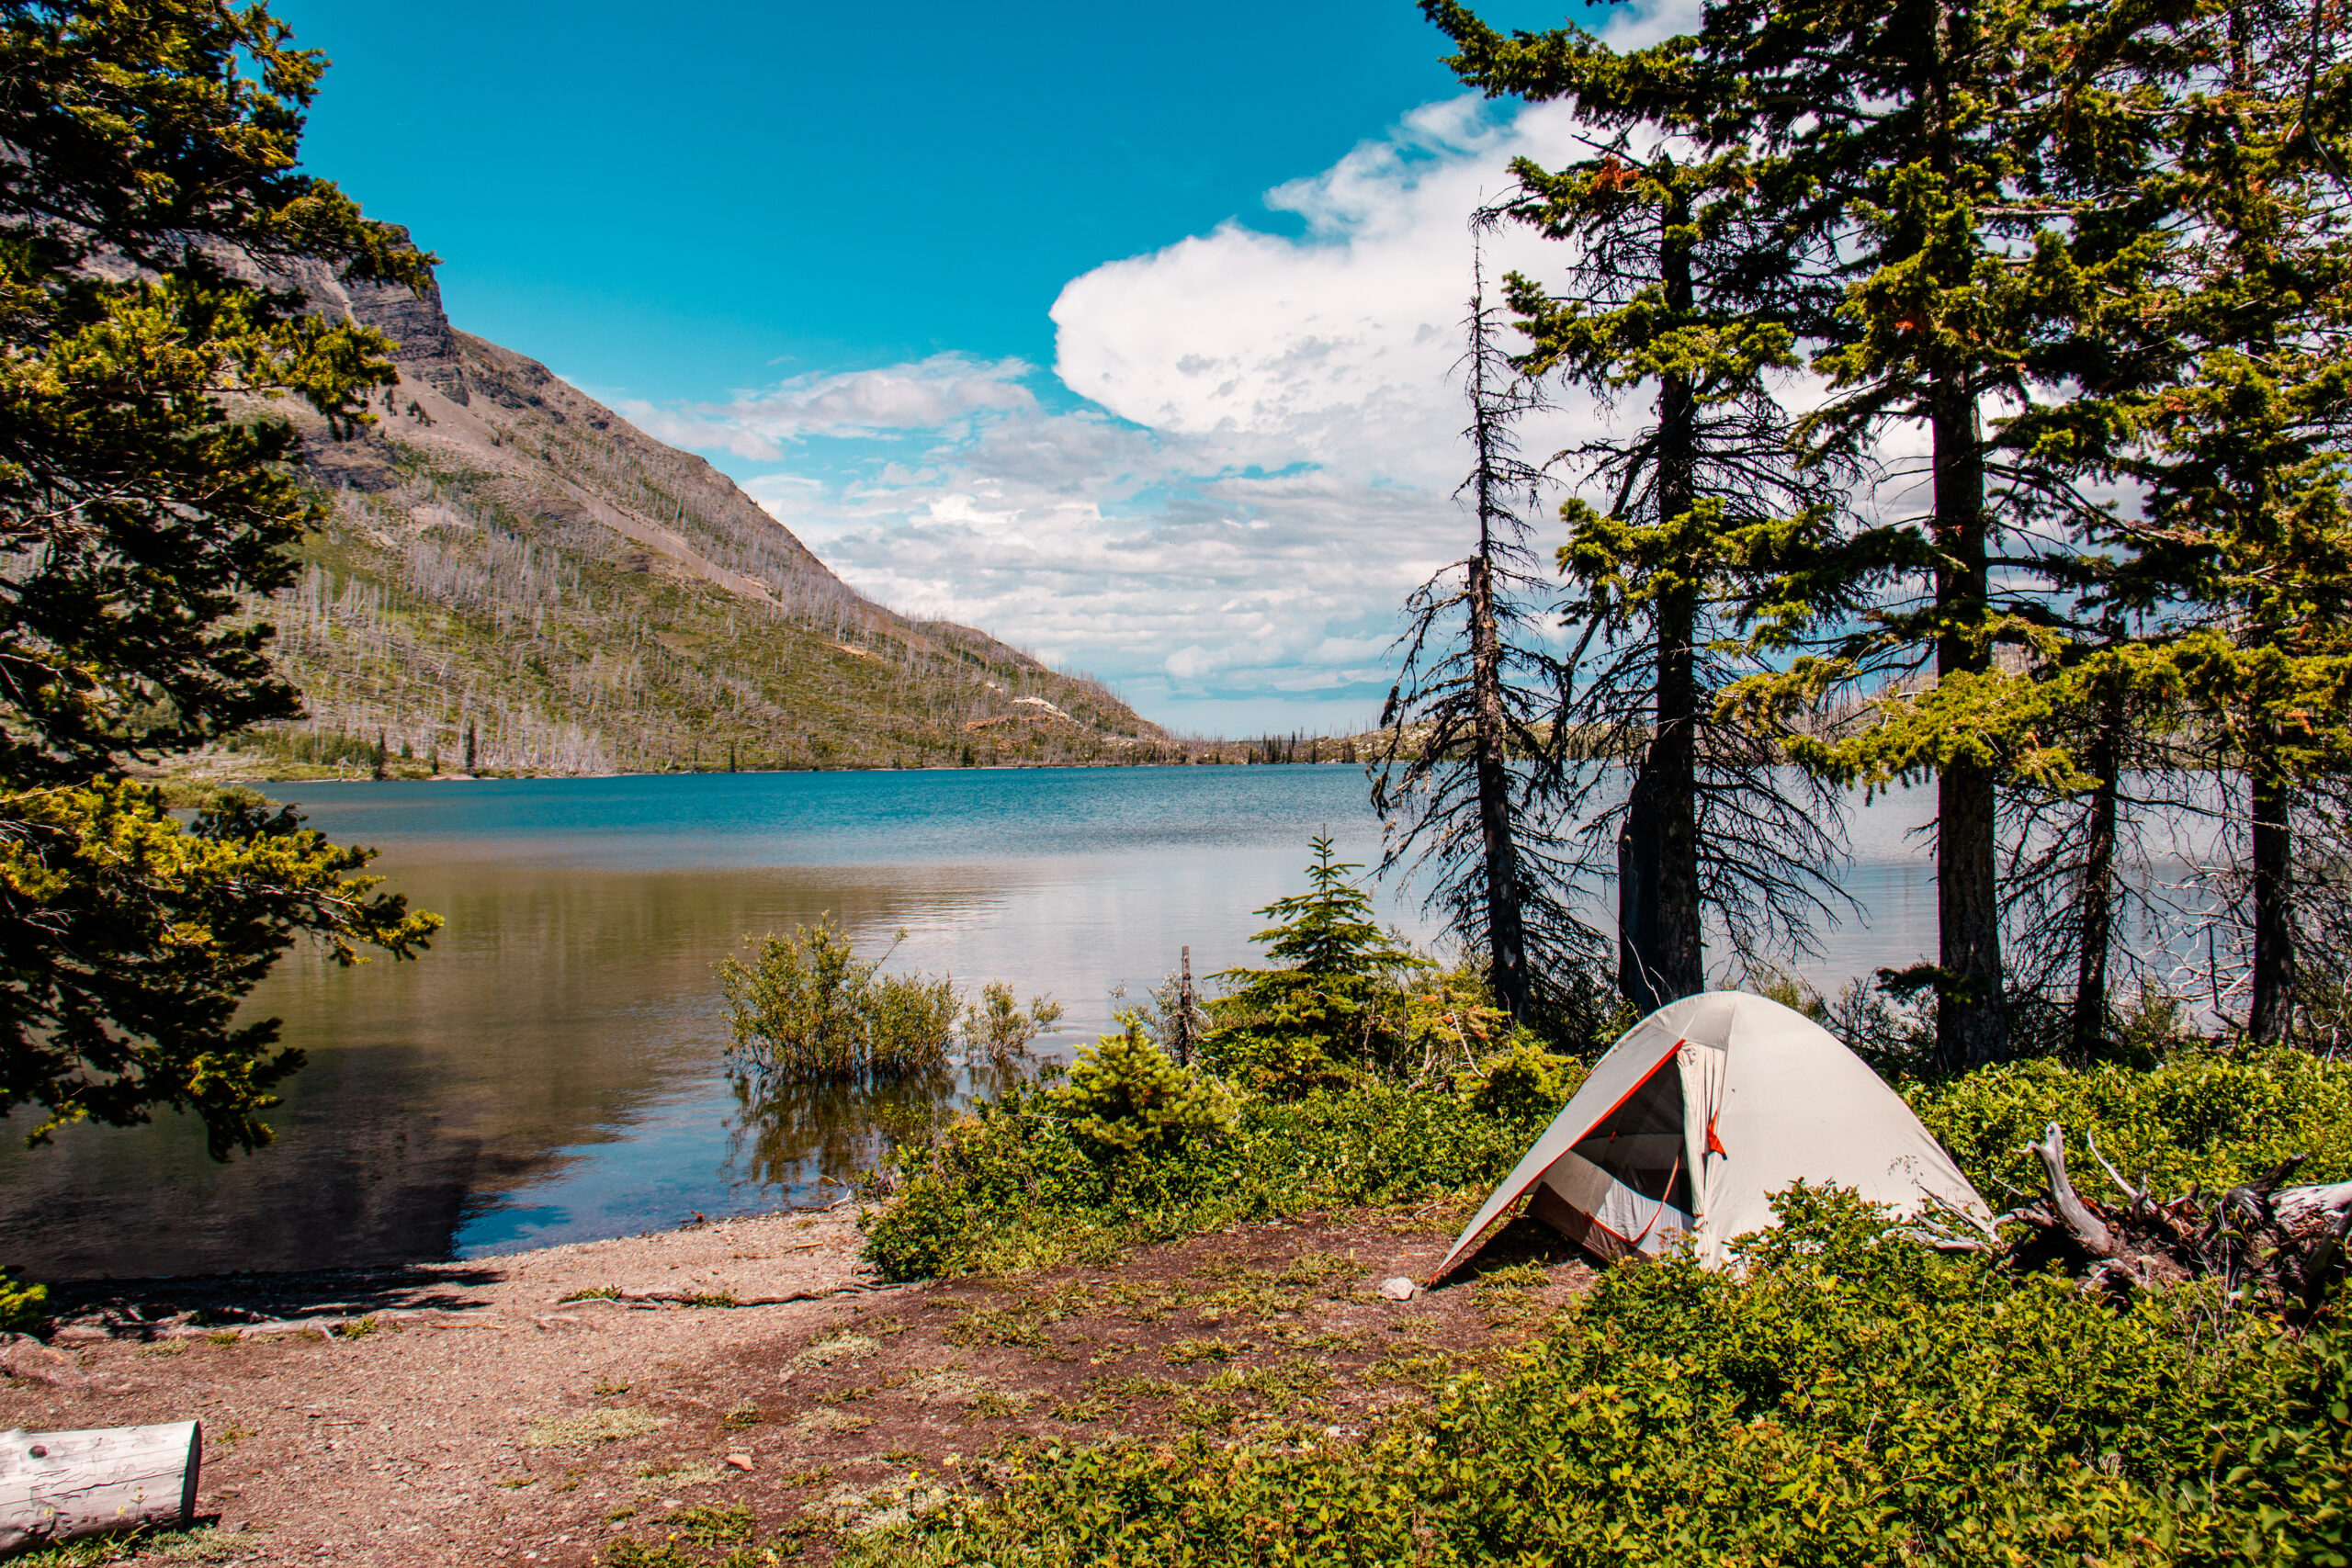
[196,256,1180,780]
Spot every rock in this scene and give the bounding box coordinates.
[724,1452,753,1472]
[0,1338,84,1386]
[1377,1277,1419,1303]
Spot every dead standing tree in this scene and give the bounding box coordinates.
[1494,146,1857,1010]
[1374,241,1589,1023]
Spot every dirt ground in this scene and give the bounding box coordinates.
[0,1204,1589,1566]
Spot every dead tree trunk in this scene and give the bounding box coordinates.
[2004,1122,2352,1314]
[0,1421,199,1551]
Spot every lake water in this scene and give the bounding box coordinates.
[0,765,1941,1281]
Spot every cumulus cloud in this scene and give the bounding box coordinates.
[639,93,1644,731]
[1052,96,1596,489]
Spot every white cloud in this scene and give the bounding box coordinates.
[618,354,1037,461]
[640,93,1644,733]
[1052,96,1597,490]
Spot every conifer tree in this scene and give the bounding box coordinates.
[1422,9,1856,1014]
[2104,0,2352,1043]
[0,0,440,1155]
[1373,249,1583,1021]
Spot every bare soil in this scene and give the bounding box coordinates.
[0,1204,1589,1566]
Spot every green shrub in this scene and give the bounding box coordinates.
[0,1265,44,1333]
[718,917,956,1083]
[965,980,1064,1062]
[1904,1045,2352,1199]
[848,1190,2337,1567]
[1453,1033,1586,1121]
[863,1077,1545,1280]
[1054,1022,1236,1161]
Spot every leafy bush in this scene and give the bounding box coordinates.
[718,917,957,1083]
[965,980,1063,1062]
[0,1265,45,1333]
[863,1078,1546,1280]
[849,1190,2342,1567]
[1453,1034,1586,1121]
[1053,1023,1235,1161]
[1903,1045,2352,1199]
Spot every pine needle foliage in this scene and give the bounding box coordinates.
[0,0,444,1156]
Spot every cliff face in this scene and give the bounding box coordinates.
[220,250,1167,776]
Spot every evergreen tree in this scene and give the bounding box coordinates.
[0,0,440,1154]
[1373,246,1583,1021]
[2116,0,2352,1044]
[1423,7,1860,1014]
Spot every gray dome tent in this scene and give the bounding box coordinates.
[1434,991,1993,1280]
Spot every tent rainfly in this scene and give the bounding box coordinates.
[1432,991,1994,1280]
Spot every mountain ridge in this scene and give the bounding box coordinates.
[200,244,1180,778]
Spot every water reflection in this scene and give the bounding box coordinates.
[724,1067,960,1193]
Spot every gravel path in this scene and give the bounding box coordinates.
[0,1211,880,1565]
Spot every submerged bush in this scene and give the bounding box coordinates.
[849,1190,2344,1567]
[719,917,956,1084]
[964,981,1063,1063]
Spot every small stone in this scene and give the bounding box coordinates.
[1377,1276,1419,1302]
[724,1452,753,1472]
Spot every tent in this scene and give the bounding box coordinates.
[1432,990,1993,1280]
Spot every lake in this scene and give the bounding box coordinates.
[0,765,1941,1281]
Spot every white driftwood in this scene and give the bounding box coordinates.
[0,1420,198,1551]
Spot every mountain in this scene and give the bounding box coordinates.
[202,243,1176,778]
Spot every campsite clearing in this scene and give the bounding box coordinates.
[0,1204,1589,1566]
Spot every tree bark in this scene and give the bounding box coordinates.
[1928,340,2006,1071]
[2250,739,2295,1044]
[1617,183,1704,1017]
[1922,0,2007,1071]
[2070,679,2126,1056]
[1467,551,1529,1020]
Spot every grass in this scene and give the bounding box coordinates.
[791,1330,880,1369]
[6,1527,242,1566]
[521,1407,667,1449]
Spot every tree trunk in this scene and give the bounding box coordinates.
[2070,679,2126,1056]
[1928,378,2005,1069]
[0,1421,199,1552]
[1617,184,1704,1017]
[1467,552,1529,1020]
[1923,0,2006,1071]
[2250,739,2295,1044]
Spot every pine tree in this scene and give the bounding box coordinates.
[0,0,440,1155]
[1423,6,1860,1013]
[2108,0,2352,1043]
[1373,247,1583,1021]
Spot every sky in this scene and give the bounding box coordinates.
[274,0,1681,735]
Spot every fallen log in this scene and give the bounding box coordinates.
[0,1421,198,1552]
[610,1281,878,1307]
[2003,1122,2352,1314]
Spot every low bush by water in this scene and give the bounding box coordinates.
[719,917,958,1084]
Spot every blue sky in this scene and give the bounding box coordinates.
[277,0,1664,734]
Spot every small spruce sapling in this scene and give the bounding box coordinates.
[1053,1021,1236,1162]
